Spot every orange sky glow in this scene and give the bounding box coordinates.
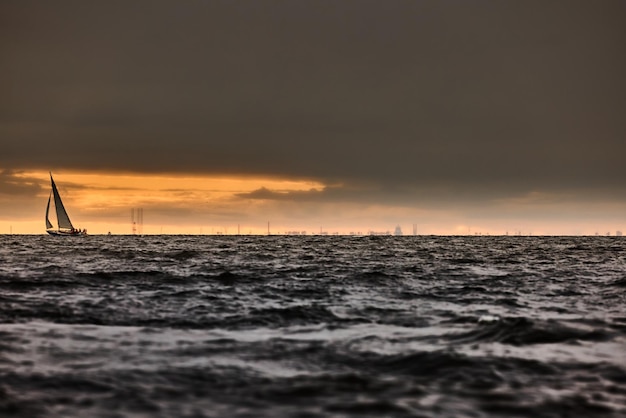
[1,170,625,236]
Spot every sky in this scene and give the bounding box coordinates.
[1,1,625,235]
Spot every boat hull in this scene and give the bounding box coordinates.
[46,230,87,236]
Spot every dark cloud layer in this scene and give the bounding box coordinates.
[0,170,43,196]
[2,1,625,199]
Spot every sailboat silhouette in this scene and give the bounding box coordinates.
[45,173,87,236]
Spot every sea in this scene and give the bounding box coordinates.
[0,235,625,418]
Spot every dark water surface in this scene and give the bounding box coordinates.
[1,235,625,417]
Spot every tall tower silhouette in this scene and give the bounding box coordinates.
[131,208,144,235]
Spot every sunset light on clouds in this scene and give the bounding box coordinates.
[1,170,331,234]
[1,169,626,236]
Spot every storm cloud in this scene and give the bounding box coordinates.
[2,0,625,199]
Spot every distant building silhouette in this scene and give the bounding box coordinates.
[394,225,403,236]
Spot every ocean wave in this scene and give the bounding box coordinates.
[448,317,615,346]
[2,235,626,417]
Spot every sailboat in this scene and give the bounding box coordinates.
[46,173,87,236]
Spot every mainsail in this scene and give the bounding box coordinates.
[50,174,74,230]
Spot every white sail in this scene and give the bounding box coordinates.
[45,193,53,229]
[50,174,74,230]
